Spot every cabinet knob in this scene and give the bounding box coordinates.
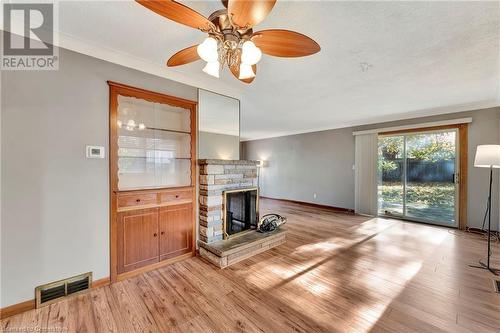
[175,195,179,198]
[161,231,165,235]
[136,199,141,202]
[153,233,157,237]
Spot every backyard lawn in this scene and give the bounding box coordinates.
[378,181,455,223]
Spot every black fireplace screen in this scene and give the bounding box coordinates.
[224,188,258,238]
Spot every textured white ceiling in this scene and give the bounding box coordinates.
[54,1,500,140]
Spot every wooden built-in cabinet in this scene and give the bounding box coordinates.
[118,208,159,273]
[159,203,193,261]
[116,188,194,274]
[108,81,197,282]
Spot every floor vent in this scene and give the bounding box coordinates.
[494,280,500,293]
[35,272,92,308]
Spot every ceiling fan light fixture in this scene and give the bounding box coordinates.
[241,40,262,65]
[203,61,220,78]
[197,37,219,62]
[239,63,255,80]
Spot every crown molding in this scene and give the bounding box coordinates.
[56,31,244,99]
[1,24,244,100]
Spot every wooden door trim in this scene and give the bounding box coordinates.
[108,82,197,283]
[458,124,468,230]
[379,123,469,229]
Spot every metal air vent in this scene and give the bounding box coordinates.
[35,272,92,308]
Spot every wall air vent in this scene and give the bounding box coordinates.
[35,272,92,308]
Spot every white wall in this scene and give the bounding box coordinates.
[1,45,197,307]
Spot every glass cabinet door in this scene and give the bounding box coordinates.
[116,95,191,190]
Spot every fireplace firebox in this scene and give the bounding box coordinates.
[223,188,259,239]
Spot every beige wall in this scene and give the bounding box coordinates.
[242,107,500,231]
[242,127,356,210]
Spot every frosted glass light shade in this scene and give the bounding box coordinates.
[197,37,218,62]
[239,63,255,79]
[241,40,262,65]
[474,145,500,168]
[202,61,220,78]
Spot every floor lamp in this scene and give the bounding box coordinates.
[470,145,500,275]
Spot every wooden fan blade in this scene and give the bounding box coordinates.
[136,0,215,31]
[227,0,276,29]
[251,29,320,57]
[229,62,257,84]
[166,45,200,67]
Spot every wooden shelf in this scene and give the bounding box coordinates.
[109,81,197,283]
[118,156,191,160]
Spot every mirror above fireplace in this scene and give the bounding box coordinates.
[198,89,240,160]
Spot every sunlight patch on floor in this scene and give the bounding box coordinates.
[294,240,341,254]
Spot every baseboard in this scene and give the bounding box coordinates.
[260,196,354,214]
[0,300,36,320]
[0,276,110,320]
[92,276,111,288]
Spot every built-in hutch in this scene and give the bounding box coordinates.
[108,82,196,281]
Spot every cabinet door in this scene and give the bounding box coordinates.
[118,208,159,273]
[159,203,193,261]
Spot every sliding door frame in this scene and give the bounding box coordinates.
[379,123,468,229]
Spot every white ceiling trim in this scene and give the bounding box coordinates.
[241,99,500,141]
[352,117,472,136]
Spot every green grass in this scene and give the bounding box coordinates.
[379,182,455,207]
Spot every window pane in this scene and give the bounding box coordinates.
[116,94,191,190]
[405,131,456,224]
[155,159,191,188]
[378,135,404,216]
[118,95,190,132]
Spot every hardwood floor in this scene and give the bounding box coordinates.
[2,198,500,332]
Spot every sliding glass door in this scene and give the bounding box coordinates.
[378,129,458,227]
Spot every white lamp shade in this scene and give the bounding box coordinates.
[202,61,220,78]
[197,37,218,62]
[238,63,255,79]
[474,145,500,168]
[241,40,262,65]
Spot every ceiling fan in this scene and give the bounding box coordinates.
[136,0,321,83]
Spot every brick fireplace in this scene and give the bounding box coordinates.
[198,159,259,243]
[198,159,286,268]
